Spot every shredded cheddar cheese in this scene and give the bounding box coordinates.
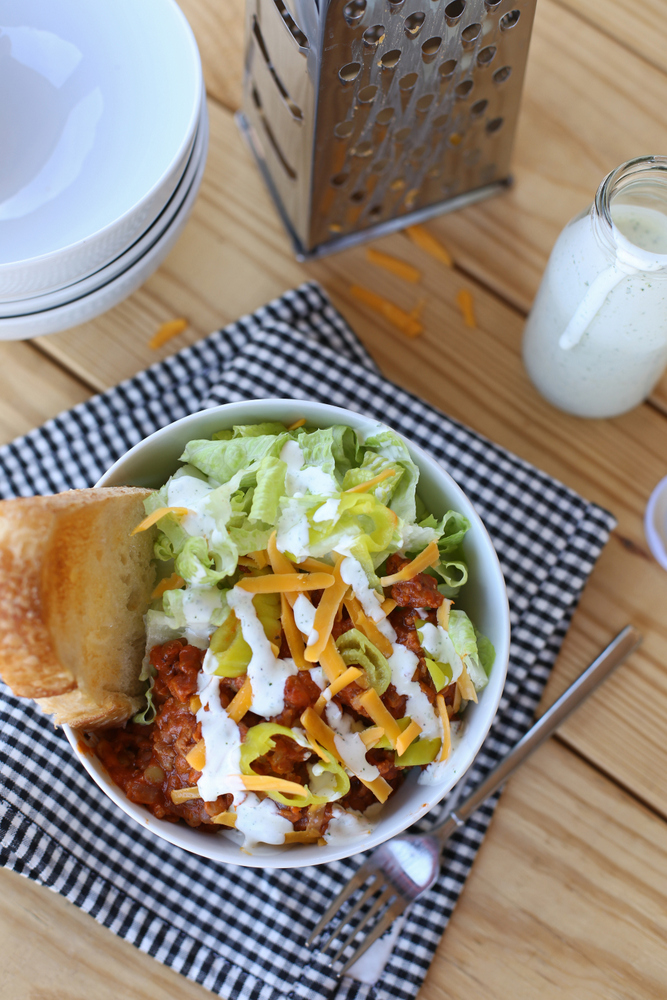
[170,786,200,804]
[227,676,253,723]
[211,812,237,827]
[148,317,188,350]
[395,719,422,757]
[151,573,185,599]
[457,663,478,703]
[437,599,453,631]
[300,708,392,803]
[344,594,394,657]
[131,506,190,535]
[286,417,306,431]
[350,284,424,338]
[241,774,307,796]
[366,247,421,284]
[436,693,452,761]
[406,225,454,268]
[356,689,402,748]
[186,739,206,771]
[359,726,385,749]
[381,597,397,616]
[456,288,476,328]
[280,593,309,669]
[319,636,348,682]
[314,666,363,714]
[380,540,440,585]
[237,572,335,594]
[305,556,348,662]
[298,557,336,573]
[344,468,396,494]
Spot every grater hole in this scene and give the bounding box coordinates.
[368,204,383,218]
[461,22,481,45]
[380,49,401,69]
[334,120,354,138]
[439,59,458,79]
[449,132,463,146]
[359,84,378,103]
[422,36,442,56]
[433,113,449,127]
[273,0,308,48]
[343,0,367,26]
[477,45,496,66]
[350,190,366,202]
[399,72,419,91]
[416,93,435,112]
[395,126,411,141]
[470,99,488,117]
[353,140,374,156]
[391,177,406,190]
[428,165,442,178]
[376,107,395,124]
[363,24,386,46]
[455,79,473,98]
[339,62,362,82]
[486,116,504,133]
[493,65,512,84]
[500,9,520,30]
[404,12,426,37]
[388,0,405,7]
[371,158,389,172]
[331,172,349,187]
[484,0,503,8]
[445,0,466,25]
[405,188,419,208]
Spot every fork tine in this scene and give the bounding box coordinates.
[307,866,374,944]
[338,897,408,976]
[320,872,382,951]
[329,883,396,966]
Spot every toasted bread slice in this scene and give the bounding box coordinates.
[0,487,157,728]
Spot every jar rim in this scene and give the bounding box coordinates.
[594,155,667,264]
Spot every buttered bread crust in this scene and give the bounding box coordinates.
[0,488,156,728]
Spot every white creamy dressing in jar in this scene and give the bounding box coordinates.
[195,674,244,800]
[226,586,297,717]
[387,643,439,739]
[523,201,667,418]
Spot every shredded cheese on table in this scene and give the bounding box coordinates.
[148,317,188,350]
[456,288,476,328]
[366,247,421,284]
[350,284,424,338]
[406,225,454,267]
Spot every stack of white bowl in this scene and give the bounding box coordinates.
[0,0,207,339]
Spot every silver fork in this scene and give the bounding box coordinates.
[308,625,642,975]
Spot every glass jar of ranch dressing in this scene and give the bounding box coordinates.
[522,156,667,418]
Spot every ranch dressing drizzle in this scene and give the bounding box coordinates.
[340,555,397,643]
[195,674,244,800]
[324,806,373,844]
[233,792,293,848]
[166,475,220,544]
[387,643,440,739]
[325,701,380,782]
[226,587,297,717]
[279,440,338,497]
[293,593,318,645]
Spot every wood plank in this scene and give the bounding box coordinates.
[555,0,667,75]
[0,342,90,449]
[0,868,210,999]
[427,738,667,999]
[179,0,244,112]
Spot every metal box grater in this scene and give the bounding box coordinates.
[238,0,537,260]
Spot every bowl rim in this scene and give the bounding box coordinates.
[66,398,511,868]
[0,0,202,279]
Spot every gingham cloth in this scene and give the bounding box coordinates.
[0,283,615,1000]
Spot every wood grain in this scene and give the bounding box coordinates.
[178,0,244,112]
[0,343,90,448]
[555,0,667,75]
[0,869,210,1000]
[428,738,667,1000]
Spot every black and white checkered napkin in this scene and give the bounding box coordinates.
[0,283,615,1000]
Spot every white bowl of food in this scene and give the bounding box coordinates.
[0,399,509,868]
[0,0,202,300]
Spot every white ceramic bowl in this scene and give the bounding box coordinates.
[67,399,510,869]
[0,0,202,300]
[0,103,208,339]
[0,98,208,322]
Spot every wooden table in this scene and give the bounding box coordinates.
[3,2,667,997]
